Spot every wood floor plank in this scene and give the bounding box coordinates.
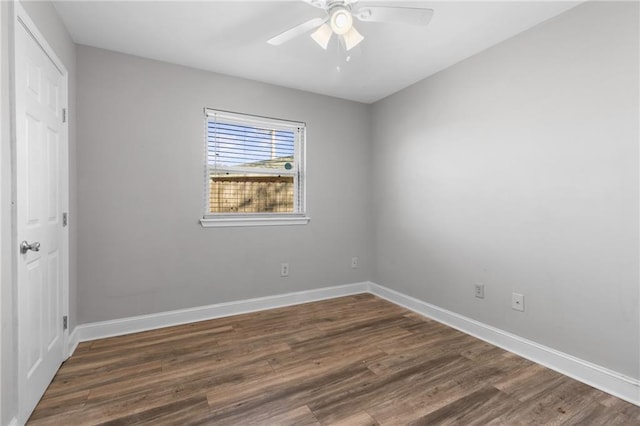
[408,386,519,425]
[27,389,90,422]
[310,354,473,424]
[597,392,640,421]
[88,324,233,351]
[563,402,638,425]
[208,366,379,425]
[98,396,212,426]
[366,358,521,425]
[27,294,640,425]
[57,345,176,378]
[493,363,567,401]
[88,358,274,403]
[45,360,163,398]
[207,352,383,416]
[327,410,379,426]
[53,360,275,425]
[263,405,320,426]
[162,340,291,372]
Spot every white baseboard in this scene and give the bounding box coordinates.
[367,282,640,407]
[67,280,639,407]
[70,282,369,346]
[67,328,79,359]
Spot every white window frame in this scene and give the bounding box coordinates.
[200,108,309,228]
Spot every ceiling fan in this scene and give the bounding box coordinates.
[267,0,434,51]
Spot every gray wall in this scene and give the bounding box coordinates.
[1,1,76,424]
[76,46,373,323]
[371,1,639,379]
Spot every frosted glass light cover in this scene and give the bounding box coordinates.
[343,26,364,51]
[311,24,332,50]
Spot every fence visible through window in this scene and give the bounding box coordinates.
[209,175,294,213]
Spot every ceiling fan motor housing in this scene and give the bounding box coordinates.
[330,8,353,34]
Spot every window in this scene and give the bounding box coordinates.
[201,109,309,227]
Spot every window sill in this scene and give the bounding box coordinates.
[200,215,310,228]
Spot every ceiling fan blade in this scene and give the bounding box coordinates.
[354,7,434,26]
[302,0,328,9]
[267,17,327,46]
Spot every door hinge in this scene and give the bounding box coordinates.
[62,108,67,123]
[62,212,68,227]
[63,316,68,330]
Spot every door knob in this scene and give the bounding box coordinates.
[20,241,40,254]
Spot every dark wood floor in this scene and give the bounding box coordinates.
[28,294,640,425]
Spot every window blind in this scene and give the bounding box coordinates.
[207,122,295,170]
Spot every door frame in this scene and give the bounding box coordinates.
[12,2,69,422]
[0,2,4,424]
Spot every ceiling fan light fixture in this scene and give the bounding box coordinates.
[310,23,333,50]
[330,8,353,35]
[343,26,364,51]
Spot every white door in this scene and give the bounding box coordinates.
[15,13,68,423]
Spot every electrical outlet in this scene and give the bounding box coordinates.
[512,293,524,311]
[351,257,358,269]
[280,263,289,277]
[474,283,484,299]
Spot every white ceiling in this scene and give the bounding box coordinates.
[53,1,581,104]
